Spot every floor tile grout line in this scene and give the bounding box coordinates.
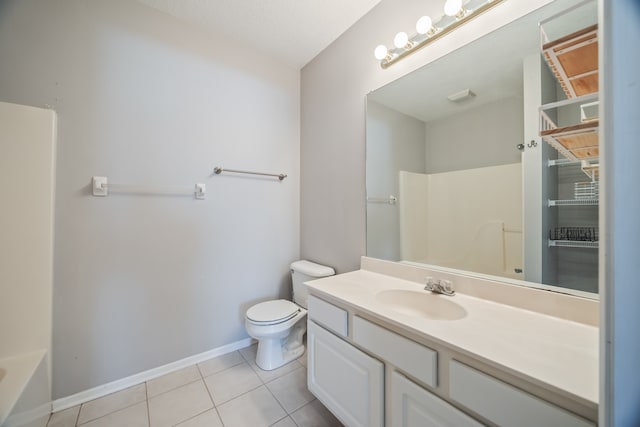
[200,366,217,410]
[202,360,264,406]
[192,366,227,427]
[213,406,225,427]
[144,382,151,427]
[208,350,299,416]
[238,345,256,363]
[149,377,215,426]
[147,376,203,400]
[285,398,315,418]
[247,360,268,385]
[212,381,264,408]
[267,370,319,417]
[249,360,303,385]
[195,361,205,380]
[241,355,309,417]
[262,377,290,418]
[74,383,148,425]
[75,399,147,427]
[148,355,250,400]
[168,406,215,427]
[197,354,245,379]
[203,362,255,408]
[269,414,296,427]
[146,354,247,426]
[74,404,81,427]
[198,354,249,380]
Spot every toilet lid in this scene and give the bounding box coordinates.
[246,300,301,324]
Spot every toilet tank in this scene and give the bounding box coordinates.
[290,260,335,309]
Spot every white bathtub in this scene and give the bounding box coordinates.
[0,350,50,427]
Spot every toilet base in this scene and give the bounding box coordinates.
[255,341,304,371]
[255,322,306,371]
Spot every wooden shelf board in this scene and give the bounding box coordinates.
[543,24,598,98]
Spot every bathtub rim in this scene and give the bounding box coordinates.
[0,349,48,426]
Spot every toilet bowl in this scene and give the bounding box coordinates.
[245,260,334,371]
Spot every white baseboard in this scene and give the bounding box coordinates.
[51,337,255,413]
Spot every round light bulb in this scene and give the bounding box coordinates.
[416,16,433,35]
[374,44,388,60]
[444,0,463,17]
[394,32,409,49]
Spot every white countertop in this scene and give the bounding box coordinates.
[306,270,598,407]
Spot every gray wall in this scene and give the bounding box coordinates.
[301,0,553,272]
[366,100,425,261]
[0,0,300,398]
[365,96,522,261]
[425,96,523,173]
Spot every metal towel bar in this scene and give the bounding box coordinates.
[214,167,287,181]
[367,195,397,205]
[92,176,206,199]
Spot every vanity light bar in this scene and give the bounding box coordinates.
[375,0,507,69]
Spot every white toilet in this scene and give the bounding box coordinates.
[245,260,335,370]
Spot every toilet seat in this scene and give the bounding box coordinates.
[246,300,301,325]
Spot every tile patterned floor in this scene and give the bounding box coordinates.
[47,344,343,427]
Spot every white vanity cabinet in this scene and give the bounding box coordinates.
[307,292,597,427]
[353,316,481,427]
[307,320,384,427]
[307,295,476,427]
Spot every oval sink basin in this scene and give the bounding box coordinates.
[376,290,467,320]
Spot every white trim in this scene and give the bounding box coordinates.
[51,337,254,413]
[600,0,640,425]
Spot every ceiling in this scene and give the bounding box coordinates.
[136,0,383,69]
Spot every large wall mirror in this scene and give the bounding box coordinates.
[366,0,599,296]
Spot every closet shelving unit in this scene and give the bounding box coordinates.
[540,23,599,165]
[548,198,598,207]
[543,24,598,98]
[548,240,598,249]
[540,5,599,251]
[540,94,599,162]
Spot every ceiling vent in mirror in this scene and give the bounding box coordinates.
[447,89,476,102]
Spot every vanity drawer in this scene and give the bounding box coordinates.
[392,371,482,427]
[352,316,437,388]
[308,295,348,337]
[449,361,595,427]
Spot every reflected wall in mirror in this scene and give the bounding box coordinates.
[366,0,599,296]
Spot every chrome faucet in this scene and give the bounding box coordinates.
[424,277,455,296]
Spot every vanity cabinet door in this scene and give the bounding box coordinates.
[392,372,483,427]
[307,320,384,427]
